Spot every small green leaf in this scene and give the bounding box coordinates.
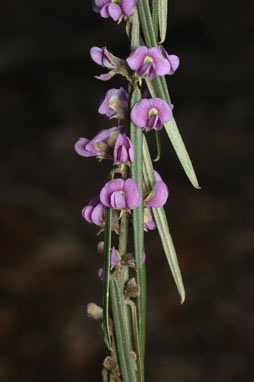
[110,280,136,382]
[164,119,200,189]
[130,8,141,50]
[158,0,168,43]
[102,207,112,350]
[142,136,185,303]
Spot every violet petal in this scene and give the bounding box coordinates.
[124,178,141,209]
[145,180,168,208]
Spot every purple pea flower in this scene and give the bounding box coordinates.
[82,196,106,226]
[93,0,137,22]
[113,133,134,164]
[131,97,172,131]
[74,126,125,159]
[90,46,116,69]
[98,87,128,120]
[90,46,131,81]
[144,170,168,208]
[100,178,141,210]
[126,46,171,79]
[158,45,180,75]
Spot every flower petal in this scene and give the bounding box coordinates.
[100,178,125,207]
[121,0,137,16]
[145,180,168,207]
[110,247,119,266]
[74,138,96,157]
[110,191,126,209]
[108,3,122,21]
[91,202,105,226]
[126,46,148,72]
[149,98,172,123]
[124,178,141,209]
[130,98,150,127]
[82,205,94,223]
[90,47,104,66]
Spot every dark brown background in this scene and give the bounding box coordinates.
[0,1,253,381]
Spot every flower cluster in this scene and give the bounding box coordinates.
[75,2,179,280]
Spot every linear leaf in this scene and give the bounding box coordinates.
[164,119,200,189]
[158,0,168,43]
[154,130,161,161]
[152,0,159,43]
[110,280,136,382]
[102,207,112,350]
[130,88,145,381]
[142,136,185,303]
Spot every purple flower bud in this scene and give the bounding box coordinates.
[100,178,141,210]
[144,207,157,230]
[110,246,119,266]
[82,196,106,226]
[113,133,134,164]
[126,46,170,79]
[98,87,129,120]
[145,170,168,208]
[93,0,137,22]
[131,97,172,131]
[158,45,180,75]
[74,126,125,158]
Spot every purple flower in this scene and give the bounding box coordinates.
[131,97,172,131]
[127,252,147,266]
[93,0,137,22]
[90,46,131,81]
[158,45,180,75]
[100,178,141,210]
[144,207,157,230]
[126,46,171,79]
[82,196,106,226]
[144,170,168,208]
[74,126,125,158]
[98,87,129,120]
[113,133,134,164]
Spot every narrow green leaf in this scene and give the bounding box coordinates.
[137,0,157,47]
[158,0,168,43]
[130,88,146,381]
[110,280,136,382]
[142,136,185,303]
[103,207,112,350]
[152,207,185,303]
[152,0,159,43]
[154,130,161,161]
[130,8,141,50]
[164,119,200,189]
[146,78,200,189]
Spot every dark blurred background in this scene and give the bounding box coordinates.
[0,0,253,381]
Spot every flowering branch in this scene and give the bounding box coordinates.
[75,1,199,380]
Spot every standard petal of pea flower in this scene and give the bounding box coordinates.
[131,97,172,131]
